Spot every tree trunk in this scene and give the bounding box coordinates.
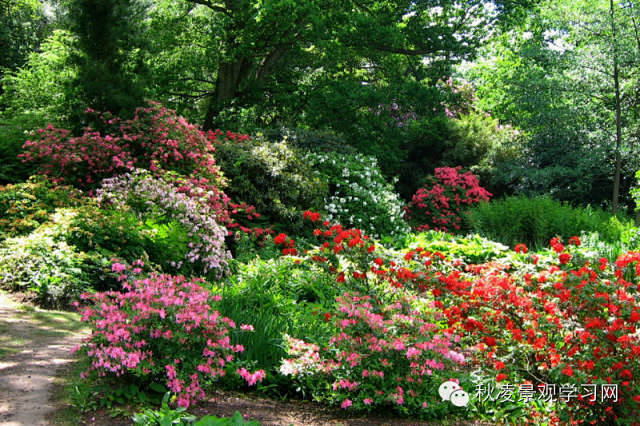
[610,0,623,214]
[202,61,242,131]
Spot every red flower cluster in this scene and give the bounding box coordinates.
[273,232,297,255]
[405,167,491,233]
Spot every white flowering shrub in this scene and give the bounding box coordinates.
[305,152,409,239]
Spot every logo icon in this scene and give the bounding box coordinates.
[439,380,470,407]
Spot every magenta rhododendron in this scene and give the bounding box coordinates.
[20,102,235,188]
[405,167,491,233]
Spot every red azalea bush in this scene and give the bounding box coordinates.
[76,265,264,408]
[405,167,491,233]
[280,212,639,423]
[281,292,466,417]
[403,239,640,424]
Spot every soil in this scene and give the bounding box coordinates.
[0,292,87,426]
[76,389,486,426]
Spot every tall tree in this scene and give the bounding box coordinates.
[0,0,50,97]
[65,0,148,119]
[158,0,535,130]
[468,0,640,209]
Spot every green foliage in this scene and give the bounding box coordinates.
[133,398,260,426]
[0,29,81,120]
[0,30,82,182]
[0,176,83,239]
[217,256,335,393]
[0,0,50,76]
[230,232,282,265]
[403,232,509,264]
[66,0,148,120]
[259,127,356,155]
[0,209,92,307]
[467,195,634,249]
[445,112,524,195]
[64,204,185,288]
[305,151,409,239]
[215,138,327,233]
[194,412,260,426]
[0,112,44,183]
[132,392,196,425]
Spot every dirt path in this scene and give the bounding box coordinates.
[0,292,88,426]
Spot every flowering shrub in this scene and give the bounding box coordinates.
[19,102,231,189]
[406,166,491,233]
[406,238,640,424]
[0,175,83,239]
[305,151,409,239]
[272,212,640,422]
[77,270,265,408]
[281,292,466,417]
[96,170,230,277]
[214,138,327,233]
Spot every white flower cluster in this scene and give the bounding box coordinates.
[306,152,409,239]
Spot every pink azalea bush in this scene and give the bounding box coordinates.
[76,267,264,408]
[280,292,466,416]
[96,170,230,277]
[405,167,491,233]
[19,102,231,189]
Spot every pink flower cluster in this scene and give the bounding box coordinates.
[77,270,263,408]
[281,292,465,411]
[20,102,241,189]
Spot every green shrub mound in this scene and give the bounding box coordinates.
[467,195,634,248]
[0,176,83,239]
[215,137,327,233]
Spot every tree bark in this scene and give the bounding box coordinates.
[610,0,623,214]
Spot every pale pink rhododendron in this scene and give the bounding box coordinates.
[97,170,230,276]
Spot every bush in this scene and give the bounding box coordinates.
[0,175,83,239]
[96,170,230,278]
[259,127,357,154]
[65,204,183,290]
[218,256,337,385]
[214,137,327,233]
[467,195,633,249]
[78,270,265,408]
[0,209,92,307]
[403,231,509,264]
[305,151,409,239]
[444,112,524,196]
[19,102,230,190]
[280,293,466,418]
[405,167,491,234]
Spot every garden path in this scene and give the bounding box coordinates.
[0,292,87,426]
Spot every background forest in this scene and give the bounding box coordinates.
[3,0,639,211]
